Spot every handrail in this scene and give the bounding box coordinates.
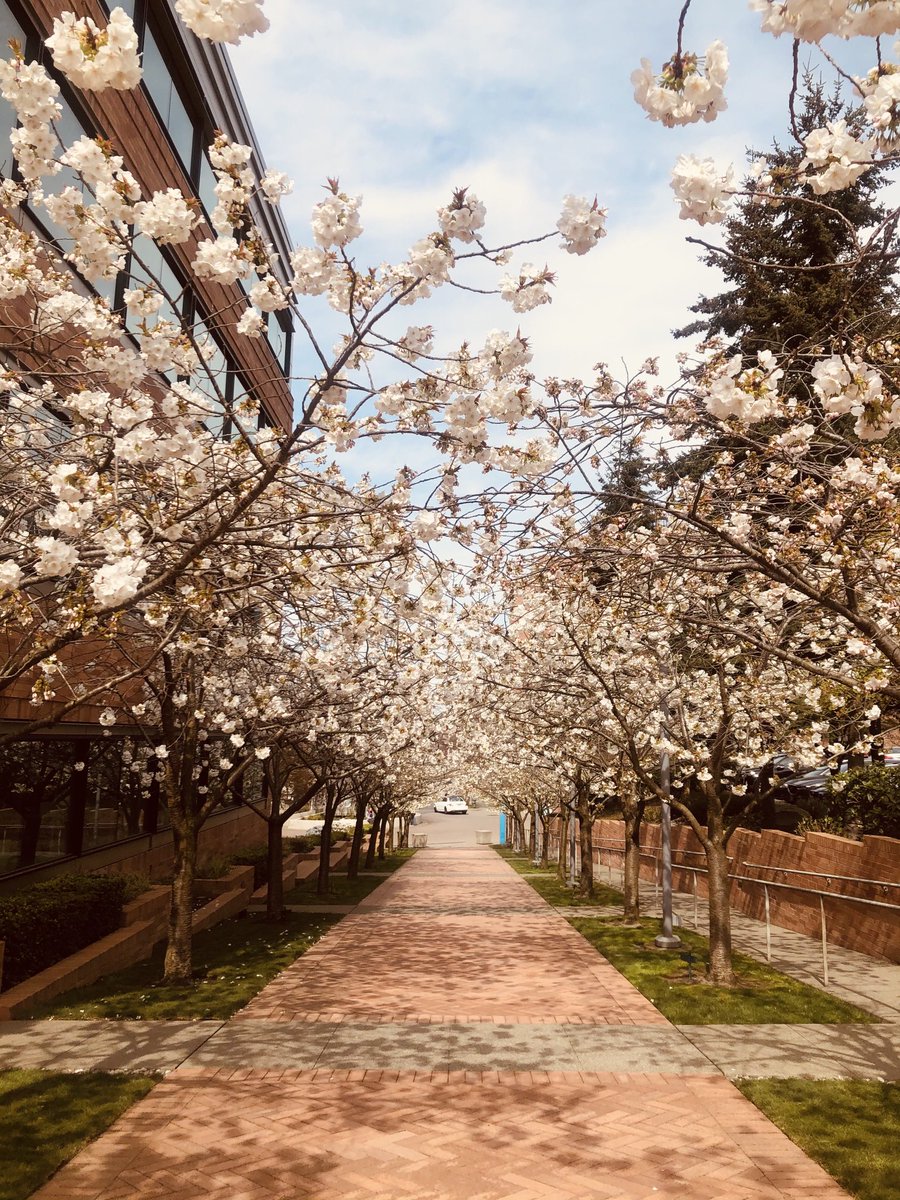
[742,861,900,890]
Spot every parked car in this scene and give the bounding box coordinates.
[883,746,900,767]
[435,795,468,814]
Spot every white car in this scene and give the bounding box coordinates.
[434,796,468,814]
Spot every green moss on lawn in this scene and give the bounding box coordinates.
[26,911,340,1021]
[738,1080,900,1200]
[0,1070,155,1200]
[569,917,878,1025]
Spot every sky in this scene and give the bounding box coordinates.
[227,1,874,474]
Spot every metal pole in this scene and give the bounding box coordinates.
[820,895,829,986]
[764,884,771,963]
[569,811,577,886]
[655,736,681,949]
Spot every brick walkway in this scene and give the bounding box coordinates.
[32,848,850,1199]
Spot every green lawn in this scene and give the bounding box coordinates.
[0,1070,155,1200]
[738,1080,900,1200]
[494,848,623,906]
[26,911,340,1020]
[569,917,878,1025]
[284,850,415,905]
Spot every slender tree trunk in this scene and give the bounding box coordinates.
[266,817,285,920]
[540,811,551,868]
[377,810,388,859]
[317,802,336,897]
[164,820,197,983]
[576,810,595,899]
[557,807,568,882]
[705,839,735,985]
[347,795,367,879]
[528,808,537,858]
[365,807,385,868]
[622,799,645,923]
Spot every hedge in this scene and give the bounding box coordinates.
[0,874,127,991]
[229,845,270,889]
[826,766,900,839]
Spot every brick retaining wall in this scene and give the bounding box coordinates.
[581,818,900,962]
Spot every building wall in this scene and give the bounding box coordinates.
[0,803,268,894]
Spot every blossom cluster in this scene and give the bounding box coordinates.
[632,41,728,127]
[175,0,269,44]
[45,8,141,91]
[751,0,900,41]
[670,155,734,224]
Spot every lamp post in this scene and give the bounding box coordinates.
[655,716,681,950]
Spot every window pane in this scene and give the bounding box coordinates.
[142,26,196,170]
[198,151,217,218]
[0,740,73,873]
[0,9,26,159]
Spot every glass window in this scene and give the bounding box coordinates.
[124,233,184,333]
[0,9,26,163]
[198,151,217,219]
[0,740,74,873]
[35,95,92,249]
[81,738,150,852]
[193,318,229,436]
[142,25,196,169]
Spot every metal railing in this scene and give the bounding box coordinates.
[590,838,899,986]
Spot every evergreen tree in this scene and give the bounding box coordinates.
[676,77,900,364]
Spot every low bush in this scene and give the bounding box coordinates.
[0,874,128,991]
[285,833,321,854]
[825,766,900,839]
[229,845,269,889]
[195,854,233,880]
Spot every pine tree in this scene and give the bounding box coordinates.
[676,77,900,364]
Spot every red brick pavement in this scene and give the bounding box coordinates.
[33,1071,848,1199]
[31,847,851,1198]
[237,850,667,1024]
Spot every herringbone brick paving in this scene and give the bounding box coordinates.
[31,847,851,1198]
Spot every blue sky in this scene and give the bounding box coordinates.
[229,2,874,455]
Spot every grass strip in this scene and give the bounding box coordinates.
[494,847,624,906]
[0,1070,155,1200]
[26,911,340,1020]
[737,1079,899,1200]
[284,850,415,905]
[568,917,878,1025]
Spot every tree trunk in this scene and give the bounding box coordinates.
[622,800,645,923]
[266,817,285,920]
[540,812,551,868]
[557,808,568,882]
[317,804,336,897]
[365,807,385,868]
[576,811,595,899]
[347,795,367,879]
[377,811,388,859]
[164,821,197,983]
[705,840,735,986]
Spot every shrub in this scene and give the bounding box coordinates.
[196,854,233,879]
[229,845,270,889]
[0,873,128,991]
[285,833,322,854]
[825,767,900,839]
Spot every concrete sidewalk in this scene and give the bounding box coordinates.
[591,861,900,1020]
[25,847,858,1199]
[2,1016,898,1080]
